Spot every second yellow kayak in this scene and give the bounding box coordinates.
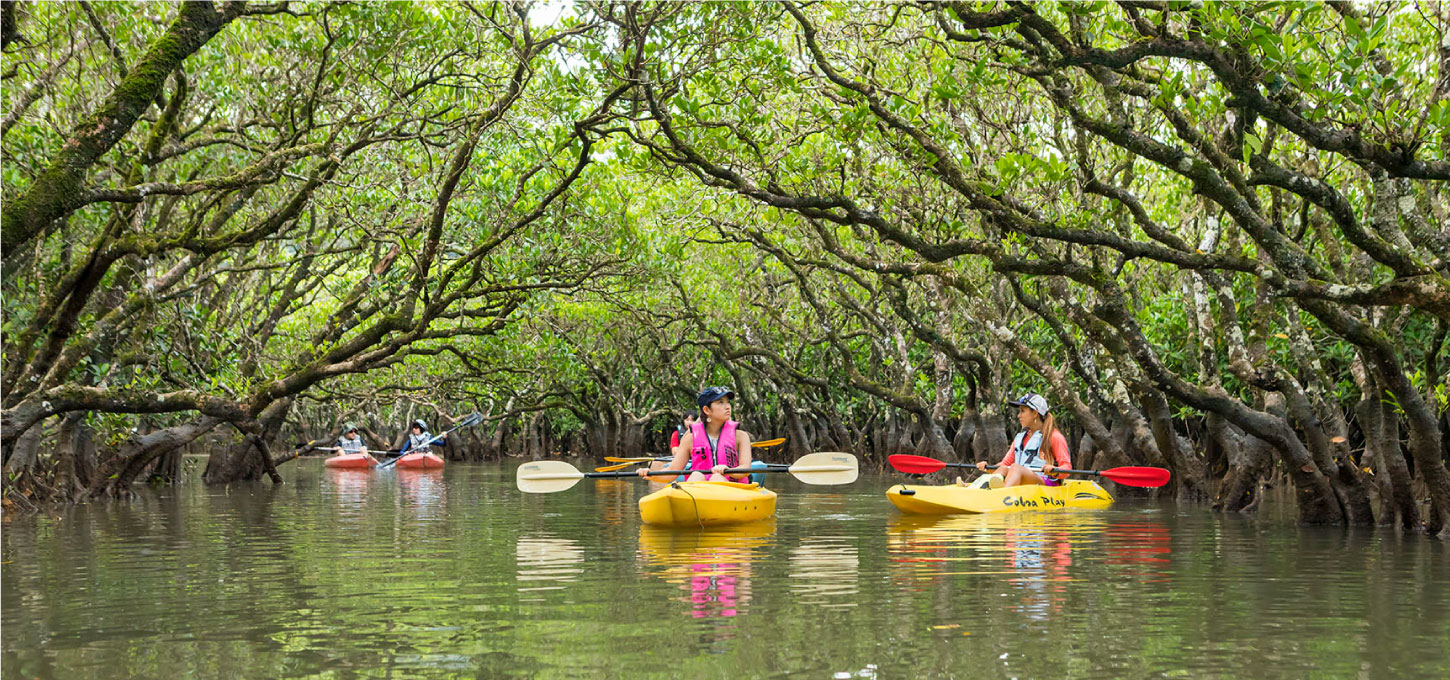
[639,481,778,528]
[887,476,1113,515]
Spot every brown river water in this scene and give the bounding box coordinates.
[3,459,1448,678]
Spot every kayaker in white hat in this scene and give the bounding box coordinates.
[640,386,753,483]
[960,392,1071,488]
[401,419,442,454]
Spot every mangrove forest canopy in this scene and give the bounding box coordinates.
[2,1,1448,535]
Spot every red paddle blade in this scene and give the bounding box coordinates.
[888,454,947,474]
[1099,466,1171,487]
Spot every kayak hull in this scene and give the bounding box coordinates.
[886,479,1113,515]
[394,452,445,469]
[324,453,378,469]
[638,481,778,528]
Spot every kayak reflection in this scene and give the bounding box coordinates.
[637,521,777,620]
[886,512,1173,610]
[397,468,445,516]
[887,513,1097,620]
[324,468,376,514]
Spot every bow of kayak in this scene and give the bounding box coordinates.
[324,453,379,469]
[639,481,778,528]
[394,452,445,470]
[886,478,1113,515]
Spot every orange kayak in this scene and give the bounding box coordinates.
[324,452,379,469]
[394,452,444,470]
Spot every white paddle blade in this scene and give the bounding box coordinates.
[516,460,586,493]
[787,452,858,485]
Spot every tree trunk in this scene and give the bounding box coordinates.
[913,411,955,460]
[1353,359,1420,528]
[1141,390,1210,501]
[1214,422,1270,513]
[53,412,97,502]
[201,399,292,484]
[970,404,1008,464]
[4,419,44,474]
[952,414,975,462]
[493,410,513,458]
[100,417,222,496]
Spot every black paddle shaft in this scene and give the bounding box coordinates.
[912,462,1087,478]
[586,464,784,479]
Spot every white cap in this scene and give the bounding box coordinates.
[1007,393,1050,416]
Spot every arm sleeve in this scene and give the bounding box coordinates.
[998,447,1015,469]
[1049,432,1071,478]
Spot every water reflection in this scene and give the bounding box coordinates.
[396,469,446,517]
[325,469,376,512]
[593,478,638,528]
[515,535,585,595]
[885,512,1173,600]
[1102,515,1173,582]
[637,521,776,621]
[788,537,859,608]
[7,466,1450,679]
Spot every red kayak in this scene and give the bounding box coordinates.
[324,452,379,469]
[394,452,444,470]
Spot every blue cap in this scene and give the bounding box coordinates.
[696,386,735,407]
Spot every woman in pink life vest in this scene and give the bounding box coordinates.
[960,392,1070,488]
[640,386,753,483]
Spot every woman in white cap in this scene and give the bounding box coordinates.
[961,392,1070,488]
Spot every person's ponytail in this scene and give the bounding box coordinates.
[1040,413,1058,449]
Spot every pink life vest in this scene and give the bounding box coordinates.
[690,420,745,482]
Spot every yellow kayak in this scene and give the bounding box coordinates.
[886,475,1113,515]
[638,481,778,528]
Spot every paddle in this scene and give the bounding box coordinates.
[887,454,1171,488]
[594,461,650,472]
[317,446,397,455]
[596,436,788,471]
[378,412,484,469]
[599,437,789,466]
[518,452,858,494]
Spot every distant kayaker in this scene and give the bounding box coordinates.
[336,423,367,454]
[641,386,753,483]
[962,393,1069,488]
[650,414,700,476]
[401,419,443,454]
[669,414,699,452]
